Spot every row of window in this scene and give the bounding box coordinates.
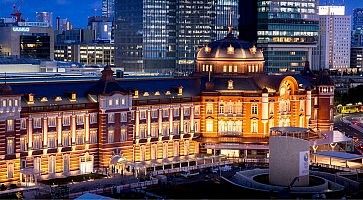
[0,99,19,108]
[137,121,199,139]
[207,103,258,115]
[138,141,192,161]
[16,130,98,152]
[16,113,98,130]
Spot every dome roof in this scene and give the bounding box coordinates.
[197,32,264,60]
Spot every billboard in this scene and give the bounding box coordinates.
[299,151,310,176]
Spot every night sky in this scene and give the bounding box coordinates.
[0,0,362,28]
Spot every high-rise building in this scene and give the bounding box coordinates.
[36,12,53,27]
[56,17,72,31]
[312,6,351,71]
[353,8,363,31]
[114,0,239,73]
[256,0,319,72]
[88,16,113,42]
[102,0,115,20]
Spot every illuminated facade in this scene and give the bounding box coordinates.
[312,6,351,71]
[0,30,334,184]
[257,0,319,72]
[55,43,115,66]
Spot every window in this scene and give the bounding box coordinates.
[20,118,27,130]
[223,65,227,72]
[120,127,127,142]
[108,130,114,143]
[76,131,84,145]
[7,163,14,179]
[151,145,157,160]
[251,104,258,115]
[63,154,70,173]
[173,142,179,156]
[108,113,115,123]
[115,98,119,105]
[299,116,304,127]
[90,129,97,144]
[163,109,169,118]
[194,106,200,115]
[151,110,158,118]
[206,103,213,114]
[173,108,179,117]
[140,111,146,119]
[234,65,238,72]
[228,102,233,114]
[140,125,146,139]
[206,119,213,132]
[108,99,113,106]
[90,113,97,124]
[7,138,14,155]
[48,133,56,148]
[251,120,258,133]
[162,123,169,136]
[121,98,126,105]
[48,117,56,127]
[120,112,127,122]
[20,136,27,151]
[184,121,190,133]
[163,143,168,158]
[33,118,42,128]
[48,156,56,174]
[151,125,158,137]
[63,116,70,126]
[194,121,199,132]
[184,108,190,116]
[34,157,41,173]
[173,123,179,135]
[76,115,84,125]
[236,102,242,114]
[219,103,224,114]
[33,134,42,149]
[7,119,14,132]
[62,132,71,147]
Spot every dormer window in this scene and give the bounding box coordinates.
[165,91,171,95]
[250,45,257,55]
[227,44,234,54]
[205,45,211,53]
[55,96,62,101]
[228,80,234,90]
[40,97,48,102]
[143,92,149,97]
[155,91,160,96]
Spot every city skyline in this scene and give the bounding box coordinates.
[0,0,362,28]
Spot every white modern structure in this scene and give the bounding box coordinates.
[312,6,351,71]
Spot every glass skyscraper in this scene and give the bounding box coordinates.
[257,0,319,72]
[115,0,238,73]
[102,0,115,20]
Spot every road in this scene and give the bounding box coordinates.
[334,114,363,139]
[334,113,363,154]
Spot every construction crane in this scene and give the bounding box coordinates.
[10,0,24,23]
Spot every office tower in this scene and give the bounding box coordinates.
[238,0,257,42]
[312,6,351,71]
[0,25,54,60]
[114,0,239,73]
[353,8,363,31]
[36,12,53,27]
[56,17,72,31]
[102,0,115,20]
[256,0,319,72]
[88,16,113,42]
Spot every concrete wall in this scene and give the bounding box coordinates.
[269,136,310,186]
